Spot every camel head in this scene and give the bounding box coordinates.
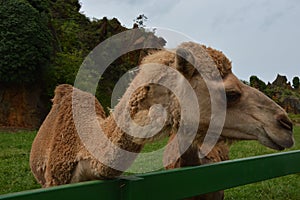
[221,73,294,150]
[125,42,294,150]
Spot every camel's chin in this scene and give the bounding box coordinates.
[258,137,285,151]
[258,129,290,151]
[260,127,294,151]
[222,128,289,151]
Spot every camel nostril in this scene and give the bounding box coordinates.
[277,115,293,131]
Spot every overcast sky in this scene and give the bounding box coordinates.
[80,0,300,83]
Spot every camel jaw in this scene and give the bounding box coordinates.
[258,127,294,151]
[221,127,293,151]
[258,134,285,151]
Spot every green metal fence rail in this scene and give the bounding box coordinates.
[1,150,300,200]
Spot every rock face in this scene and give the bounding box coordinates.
[271,74,292,89]
[265,74,300,114]
[0,83,48,130]
[250,74,300,114]
[282,96,300,114]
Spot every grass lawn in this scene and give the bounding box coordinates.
[0,131,40,194]
[0,126,299,199]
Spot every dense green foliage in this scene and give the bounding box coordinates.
[44,0,130,100]
[1,0,150,112]
[293,76,300,89]
[0,0,52,83]
[249,75,266,92]
[45,3,161,110]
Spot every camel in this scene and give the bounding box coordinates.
[161,43,294,200]
[30,42,294,199]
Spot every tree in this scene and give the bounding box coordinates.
[292,76,300,89]
[0,0,52,83]
[250,75,266,92]
[133,14,148,28]
[26,0,50,13]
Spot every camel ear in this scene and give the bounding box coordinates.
[175,48,196,78]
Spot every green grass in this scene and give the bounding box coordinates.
[0,131,40,194]
[289,114,300,124]
[0,127,300,199]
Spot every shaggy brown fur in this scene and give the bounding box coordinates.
[30,85,117,186]
[31,85,149,186]
[141,42,232,79]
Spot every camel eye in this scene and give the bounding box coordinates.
[144,85,151,91]
[226,91,241,105]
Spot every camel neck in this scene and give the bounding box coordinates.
[101,115,144,153]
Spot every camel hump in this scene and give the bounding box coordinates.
[52,84,74,104]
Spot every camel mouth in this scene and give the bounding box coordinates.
[259,134,285,151]
[259,127,294,151]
